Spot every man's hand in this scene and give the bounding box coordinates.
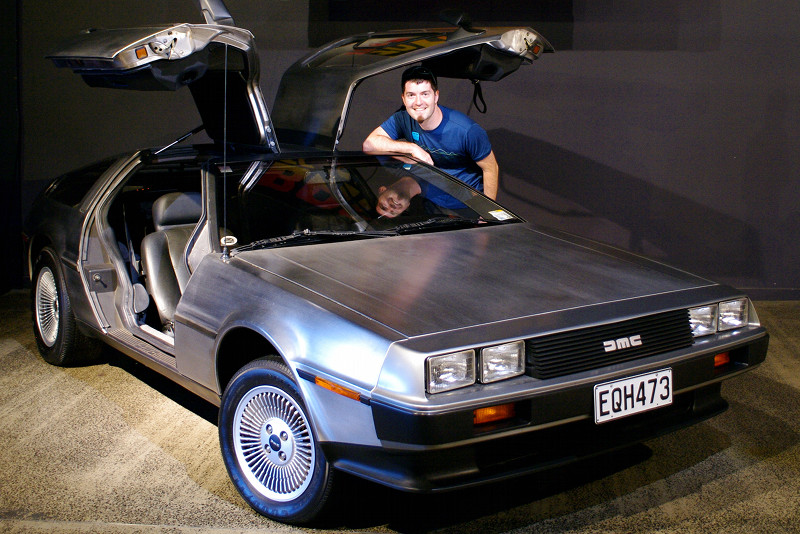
[363,127,434,165]
[407,144,434,165]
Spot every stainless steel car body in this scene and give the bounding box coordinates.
[176,214,764,425]
[25,1,768,522]
[26,147,767,459]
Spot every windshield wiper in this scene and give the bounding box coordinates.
[234,229,392,252]
[234,217,492,252]
[391,216,485,235]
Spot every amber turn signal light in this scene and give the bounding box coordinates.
[474,403,516,426]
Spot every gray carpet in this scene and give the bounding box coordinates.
[1,290,798,533]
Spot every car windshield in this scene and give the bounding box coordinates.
[212,154,521,251]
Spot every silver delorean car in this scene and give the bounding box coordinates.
[25,0,768,524]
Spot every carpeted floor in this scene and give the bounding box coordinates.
[1,290,798,533]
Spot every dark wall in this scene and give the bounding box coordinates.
[15,1,800,297]
[2,1,20,294]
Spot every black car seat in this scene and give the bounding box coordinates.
[140,191,202,334]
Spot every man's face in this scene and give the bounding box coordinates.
[402,80,439,125]
[376,185,411,218]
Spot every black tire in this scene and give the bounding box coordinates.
[31,247,98,366]
[219,358,334,524]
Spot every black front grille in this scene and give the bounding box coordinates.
[526,309,693,379]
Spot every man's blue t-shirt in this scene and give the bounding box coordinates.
[380,106,492,192]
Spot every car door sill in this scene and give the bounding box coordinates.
[136,324,176,348]
[107,327,177,370]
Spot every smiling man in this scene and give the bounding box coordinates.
[363,65,499,199]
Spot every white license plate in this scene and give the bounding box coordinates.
[594,369,672,424]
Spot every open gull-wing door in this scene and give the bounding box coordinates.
[48,22,278,150]
[271,18,553,150]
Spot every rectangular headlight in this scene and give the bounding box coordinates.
[427,350,475,394]
[719,298,749,331]
[689,304,718,337]
[480,341,525,383]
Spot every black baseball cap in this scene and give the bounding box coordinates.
[401,65,438,91]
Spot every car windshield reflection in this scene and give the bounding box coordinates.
[214,155,521,251]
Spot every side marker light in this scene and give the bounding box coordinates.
[315,377,361,402]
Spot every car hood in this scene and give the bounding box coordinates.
[235,223,713,338]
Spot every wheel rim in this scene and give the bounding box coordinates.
[35,267,59,348]
[233,385,315,502]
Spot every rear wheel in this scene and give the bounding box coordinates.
[219,358,334,524]
[32,247,97,365]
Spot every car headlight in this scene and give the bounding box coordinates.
[689,304,718,337]
[719,298,749,331]
[480,341,525,383]
[690,298,752,337]
[427,350,475,393]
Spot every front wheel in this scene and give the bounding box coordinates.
[219,358,334,524]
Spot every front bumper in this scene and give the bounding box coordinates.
[323,332,768,492]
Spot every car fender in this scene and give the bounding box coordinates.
[174,253,391,446]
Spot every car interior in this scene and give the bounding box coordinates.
[104,158,203,336]
[140,191,203,334]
